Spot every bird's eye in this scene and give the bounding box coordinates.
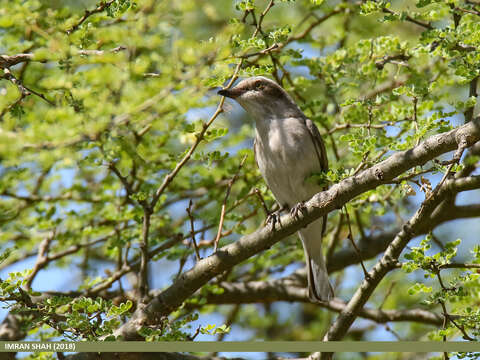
[254,81,264,90]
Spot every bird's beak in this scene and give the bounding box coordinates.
[217,87,244,99]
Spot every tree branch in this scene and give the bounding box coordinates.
[0,53,35,68]
[66,0,116,35]
[464,76,478,124]
[197,278,444,326]
[382,7,433,30]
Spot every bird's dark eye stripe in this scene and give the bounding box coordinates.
[254,81,264,90]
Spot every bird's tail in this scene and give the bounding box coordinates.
[298,217,334,302]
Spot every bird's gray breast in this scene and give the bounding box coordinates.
[254,117,322,207]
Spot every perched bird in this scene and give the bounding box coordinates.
[218,76,333,302]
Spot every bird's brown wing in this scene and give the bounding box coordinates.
[305,118,328,171]
[305,118,329,236]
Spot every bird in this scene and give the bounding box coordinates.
[218,76,334,302]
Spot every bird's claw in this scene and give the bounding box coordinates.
[290,201,307,219]
[265,210,282,230]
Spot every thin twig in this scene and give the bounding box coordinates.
[353,209,366,240]
[367,104,373,136]
[455,6,480,16]
[186,200,201,261]
[375,54,411,70]
[252,0,275,38]
[437,270,476,342]
[413,97,420,146]
[285,8,345,45]
[254,188,271,218]
[2,67,29,94]
[343,206,370,280]
[108,162,134,196]
[143,73,161,78]
[426,164,454,203]
[138,205,152,300]
[378,281,396,310]
[326,213,344,264]
[77,45,127,56]
[389,166,436,184]
[382,7,433,29]
[25,231,55,290]
[328,122,394,134]
[23,85,54,106]
[66,0,116,34]
[238,43,279,59]
[464,76,478,124]
[215,304,239,343]
[430,232,446,251]
[189,326,201,341]
[353,151,370,176]
[190,209,258,249]
[214,155,248,252]
[440,263,480,269]
[2,68,53,106]
[428,137,469,201]
[385,324,403,341]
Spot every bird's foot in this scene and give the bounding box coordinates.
[265,205,287,230]
[290,201,307,220]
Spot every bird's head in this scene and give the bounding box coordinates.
[218,76,302,120]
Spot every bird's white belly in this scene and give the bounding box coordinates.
[255,118,322,207]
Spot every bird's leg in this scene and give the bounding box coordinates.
[254,188,287,230]
[290,201,307,220]
[265,203,288,229]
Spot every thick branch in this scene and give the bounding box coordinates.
[0,53,35,68]
[199,278,443,326]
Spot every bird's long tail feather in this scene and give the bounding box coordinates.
[298,218,333,302]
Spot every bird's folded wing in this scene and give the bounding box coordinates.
[305,118,328,171]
